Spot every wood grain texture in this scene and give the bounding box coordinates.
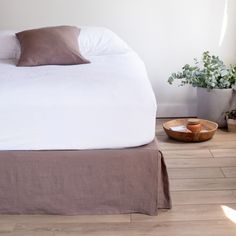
[162,149,213,159]
[0,214,130,224]
[0,223,15,233]
[131,204,236,222]
[211,149,236,158]
[170,178,236,191]
[10,221,236,236]
[166,158,236,168]
[171,190,236,205]
[158,135,236,150]
[1,118,236,236]
[222,167,236,177]
[163,119,218,142]
[168,167,224,179]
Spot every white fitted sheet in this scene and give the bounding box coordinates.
[0,52,157,150]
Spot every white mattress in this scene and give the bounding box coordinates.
[0,52,157,150]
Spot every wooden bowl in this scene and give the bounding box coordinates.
[163,119,218,142]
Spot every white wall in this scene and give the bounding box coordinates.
[0,0,236,117]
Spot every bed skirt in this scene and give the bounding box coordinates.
[0,139,171,215]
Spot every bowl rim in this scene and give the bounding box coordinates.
[163,118,218,134]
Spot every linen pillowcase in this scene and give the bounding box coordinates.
[16,26,90,67]
[79,27,131,56]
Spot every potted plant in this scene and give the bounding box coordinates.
[226,110,236,132]
[168,51,236,127]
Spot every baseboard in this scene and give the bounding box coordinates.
[156,103,197,118]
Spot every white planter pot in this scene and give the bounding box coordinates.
[197,88,235,127]
[227,119,236,132]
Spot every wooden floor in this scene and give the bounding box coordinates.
[1,119,236,235]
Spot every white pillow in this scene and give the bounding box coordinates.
[79,27,131,56]
[0,31,20,59]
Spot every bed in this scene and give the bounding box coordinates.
[0,27,171,215]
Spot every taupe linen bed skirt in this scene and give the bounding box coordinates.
[0,139,171,215]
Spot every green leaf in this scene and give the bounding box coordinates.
[168,51,236,90]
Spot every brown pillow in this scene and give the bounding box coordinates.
[16,26,90,66]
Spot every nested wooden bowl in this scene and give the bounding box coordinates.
[163,119,218,142]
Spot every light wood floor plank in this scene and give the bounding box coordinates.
[0,223,15,233]
[210,134,236,141]
[131,204,236,222]
[222,167,236,177]
[211,149,236,158]
[9,231,54,236]
[158,135,236,150]
[170,178,236,191]
[171,190,236,205]
[0,214,130,225]
[166,158,236,168]
[159,141,236,150]
[168,168,224,179]
[155,127,166,137]
[12,221,236,236]
[163,149,213,159]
